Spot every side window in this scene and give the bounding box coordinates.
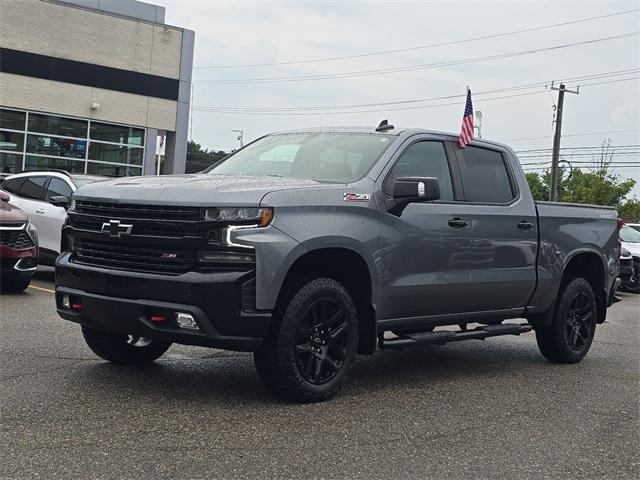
[1,178,26,195]
[18,176,48,201]
[46,177,73,201]
[459,147,515,203]
[386,141,454,201]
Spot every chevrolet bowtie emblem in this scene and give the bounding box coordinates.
[101,219,133,238]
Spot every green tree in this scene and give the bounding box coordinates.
[524,164,638,219]
[618,199,640,223]
[525,172,547,201]
[186,140,228,173]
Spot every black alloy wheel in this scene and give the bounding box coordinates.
[564,291,595,352]
[535,277,597,364]
[253,277,359,403]
[294,298,350,385]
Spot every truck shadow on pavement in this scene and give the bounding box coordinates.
[68,339,549,407]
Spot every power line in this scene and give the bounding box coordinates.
[194,68,639,112]
[193,73,640,116]
[194,32,640,84]
[195,8,640,69]
[505,129,640,142]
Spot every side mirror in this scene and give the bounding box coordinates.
[389,177,440,216]
[393,177,440,202]
[0,191,9,202]
[49,195,70,209]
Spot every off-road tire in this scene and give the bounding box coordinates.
[535,277,597,364]
[82,326,171,365]
[254,277,359,403]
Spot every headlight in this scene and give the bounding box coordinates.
[26,221,38,245]
[204,207,273,227]
[68,198,76,212]
[621,248,631,257]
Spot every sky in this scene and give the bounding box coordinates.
[156,0,640,196]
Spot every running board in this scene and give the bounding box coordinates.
[380,323,533,350]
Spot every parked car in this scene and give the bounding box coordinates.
[0,191,38,292]
[0,170,106,265]
[55,126,620,402]
[619,225,640,293]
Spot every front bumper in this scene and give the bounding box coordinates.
[55,252,271,351]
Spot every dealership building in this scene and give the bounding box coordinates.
[0,0,194,176]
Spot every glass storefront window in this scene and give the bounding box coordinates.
[90,122,145,146]
[25,155,86,173]
[0,152,22,174]
[26,134,87,159]
[0,109,26,131]
[0,130,24,152]
[88,142,143,165]
[28,113,88,139]
[0,108,147,177]
[86,162,142,177]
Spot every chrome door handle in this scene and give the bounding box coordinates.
[517,221,534,231]
[448,217,470,229]
[35,209,45,214]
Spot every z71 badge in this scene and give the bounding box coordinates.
[343,193,371,202]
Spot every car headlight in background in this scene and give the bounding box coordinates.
[26,221,38,245]
[621,248,631,258]
[203,207,273,227]
[68,198,76,212]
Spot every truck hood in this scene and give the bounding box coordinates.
[0,199,28,223]
[72,174,325,206]
[622,240,640,257]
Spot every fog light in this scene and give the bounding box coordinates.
[62,295,70,309]
[176,312,199,330]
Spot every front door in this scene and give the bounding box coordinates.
[378,139,473,320]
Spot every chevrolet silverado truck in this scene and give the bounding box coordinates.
[55,125,621,402]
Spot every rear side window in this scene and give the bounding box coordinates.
[19,176,48,201]
[385,141,454,201]
[2,177,26,195]
[459,147,514,203]
[46,177,73,201]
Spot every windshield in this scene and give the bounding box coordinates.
[206,132,393,183]
[620,225,640,243]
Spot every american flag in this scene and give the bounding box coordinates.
[459,88,474,148]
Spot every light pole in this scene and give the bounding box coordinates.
[231,129,244,149]
[474,110,483,139]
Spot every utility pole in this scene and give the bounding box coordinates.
[549,82,579,201]
[231,129,244,149]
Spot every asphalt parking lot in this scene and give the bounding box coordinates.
[1,268,638,480]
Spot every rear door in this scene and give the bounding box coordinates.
[455,145,537,312]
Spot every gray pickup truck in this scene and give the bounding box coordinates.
[55,125,621,402]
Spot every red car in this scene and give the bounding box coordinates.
[0,191,38,292]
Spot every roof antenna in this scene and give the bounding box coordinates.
[376,119,394,132]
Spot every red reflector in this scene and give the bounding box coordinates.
[150,314,167,322]
[71,304,83,311]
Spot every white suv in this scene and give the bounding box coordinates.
[0,171,106,265]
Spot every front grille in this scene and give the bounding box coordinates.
[70,201,201,238]
[0,230,34,249]
[75,201,201,221]
[73,239,197,275]
[70,215,199,237]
